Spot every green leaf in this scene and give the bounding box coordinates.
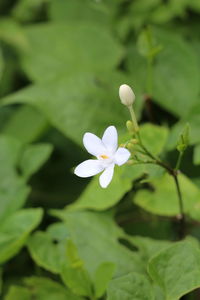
[0,135,52,222]
[168,99,200,148]
[5,277,83,300]
[25,276,83,300]
[148,241,200,299]
[94,262,115,298]
[134,172,200,220]
[127,236,171,263]
[1,73,129,144]
[28,225,114,298]
[127,28,200,118]
[5,286,30,300]
[61,264,92,298]
[27,223,68,274]
[21,23,123,83]
[50,210,144,277]
[49,0,110,25]
[139,123,169,155]
[0,18,28,51]
[167,121,196,150]
[137,26,162,59]
[0,47,4,82]
[193,144,200,165]
[0,208,43,263]
[2,105,48,144]
[0,135,30,222]
[19,143,53,179]
[68,167,133,211]
[128,0,155,30]
[0,268,2,295]
[107,272,154,300]
[12,0,47,23]
[0,134,22,166]
[152,28,200,118]
[189,0,200,11]
[65,240,83,268]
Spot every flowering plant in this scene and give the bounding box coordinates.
[1,1,200,300]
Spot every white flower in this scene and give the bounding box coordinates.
[74,126,131,188]
[119,84,135,107]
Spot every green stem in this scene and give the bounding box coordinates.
[175,151,184,171]
[134,148,151,156]
[136,132,158,162]
[128,106,139,132]
[136,135,186,239]
[173,174,185,239]
[133,160,155,165]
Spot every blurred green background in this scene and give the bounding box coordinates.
[1,0,200,299]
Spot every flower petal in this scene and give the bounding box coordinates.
[114,147,130,166]
[83,133,106,156]
[74,159,104,177]
[102,126,118,153]
[99,163,115,188]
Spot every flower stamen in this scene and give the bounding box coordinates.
[100,154,109,159]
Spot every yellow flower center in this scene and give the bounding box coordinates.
[100,154,109,159]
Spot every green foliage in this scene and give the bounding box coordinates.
[134,173,200,220]
[5,277,83,300]
[139,123,169,155]
[0,208,43,263]
[1,0,200,299]
[12,0,47,23]
[152,29,199,118]
[0,268,2,295]
[2,105,48,144]
[67,167,133,211]
[0,134,52,222]
[0,18,28,51]
[148,241,200,299]
[48,0,110,24]
[0,48,4,81]
[51,210,144,276]
[27,229,67,274]
[107,272,154,300]
[0,135,29,222]
[1,74,129,144]
[128,235,171,263]
[21,23,123,83]
[193,144,200,165]
[137,27,162,59]
[19,143,53,179]
[61,263,92,298]
[128,28,200,118]
[93,262,116,298]
[5,286,30,300]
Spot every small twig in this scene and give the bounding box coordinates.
[175,151,184,171]
[134,134,186,239]
[173,175,185,239]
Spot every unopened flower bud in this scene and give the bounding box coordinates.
[119,84,135,107]
[119,143,126,147]
[131,138,138,144]
[126,120,135,134]
[127,143,135,152]
[126,159,134,165]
